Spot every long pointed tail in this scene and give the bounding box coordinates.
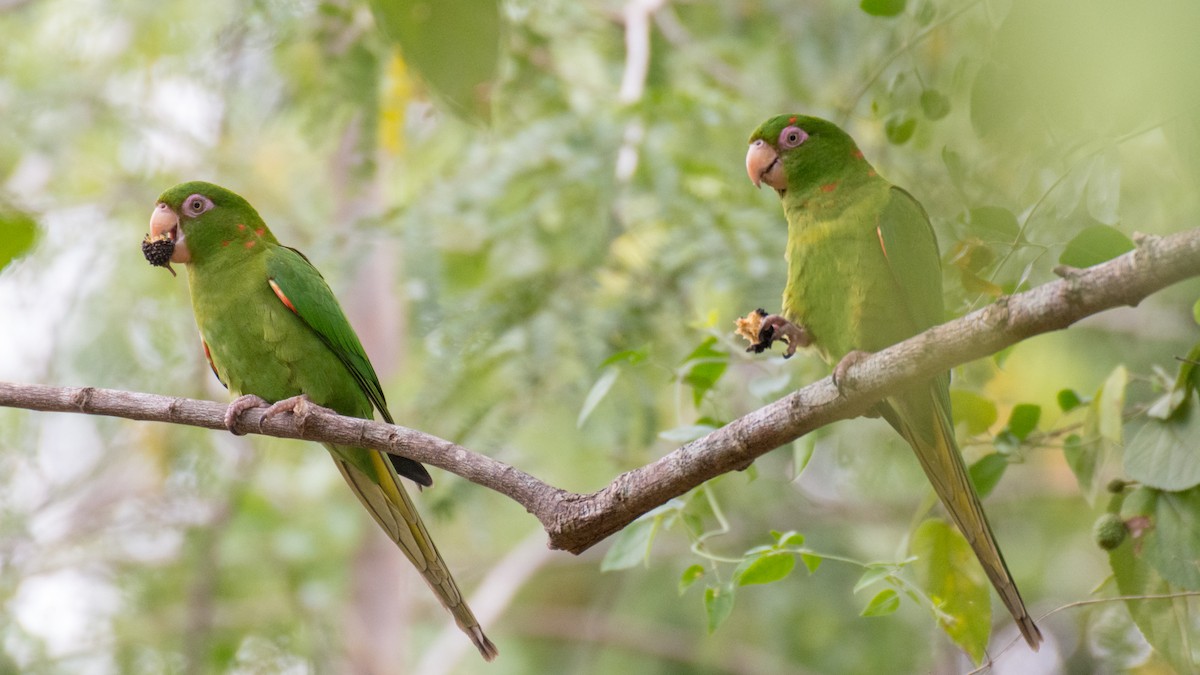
[329,445,499,661]
[885,393,1043,650]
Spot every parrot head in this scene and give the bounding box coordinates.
[746,115,866,195]
[148,181,277,270]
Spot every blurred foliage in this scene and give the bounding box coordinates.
[2,0,1200,672]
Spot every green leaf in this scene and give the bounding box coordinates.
[884,114,917,145]
[1148,343,1200,420]
[577,366,619,428]
[1005,403,1041,440]
[600,516,657,571]
[968,453,1008,499]
[1057,388,1083,412]
[792,435,817,478]
[1059,225,1135,268]
[965,206,1020,242]
[1071,366,1126,504]
[920,89,951,120]
[600,349,647,367]
[1110,494,1200,673]
[800,553,823,574]
[860,589,901,617]
[911,519,991,664]
[860,0,906,17]
[1124,486,1200,589]
[658,423,717,443]
[1125,405,1200,491]
[1193,298,1200,326]
[704,583,735,633]
[771,530,805,548]
[680,337,729,406]
[950,390,998,435]
[735,553,796,586]
[1086,146,1122,225]
[678,564,705,595]
[0,208,38,272]
[368,0,501,121]
[853,565,892,592]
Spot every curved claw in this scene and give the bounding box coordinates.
[225,394,269,435]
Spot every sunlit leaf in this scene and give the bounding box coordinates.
[860,588,900,616]
[736,553,795,586]
[1070,366,1127,503]
[911,519,990,663]
[1059,225,1135,269]
[801,554,823,574]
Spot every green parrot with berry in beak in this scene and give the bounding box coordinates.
[146,181,497,661]
[745,115,1042,651]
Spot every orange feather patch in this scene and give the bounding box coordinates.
[268,278,298,314]
[820,182,838,193]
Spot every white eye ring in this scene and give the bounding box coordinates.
[182,194,213,217]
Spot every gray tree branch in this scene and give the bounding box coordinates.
[2,228,1200,555]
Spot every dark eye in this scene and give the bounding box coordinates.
[182,194,212,217]
[778,125,808,149]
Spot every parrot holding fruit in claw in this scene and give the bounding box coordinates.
[145,181,498,661]
[743,115,1042,651]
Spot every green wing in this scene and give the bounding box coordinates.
[876,186,944,334]
[264,245,432,486]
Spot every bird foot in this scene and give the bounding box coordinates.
[225,394,269,435]
[745,310,812,358]
[832,350,872,391]
[260,394,336,424]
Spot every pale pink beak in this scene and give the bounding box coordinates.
[746,139,786,191]
[149,203,191,263]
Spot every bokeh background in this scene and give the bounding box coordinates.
[2,0,1200,672]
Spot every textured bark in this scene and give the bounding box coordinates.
[2,228,1199,554]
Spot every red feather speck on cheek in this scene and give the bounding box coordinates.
[237,223,246,231]
[853,149,864,159]
[255,228,264,238]
[221,240,230,247]
[820,182,838,193]
[244,240,256,249]
[788,116,797,124]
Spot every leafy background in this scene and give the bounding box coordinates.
[2,0,1200,672]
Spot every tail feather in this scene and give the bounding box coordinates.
[883,394,1043,651]
[330,445,499,661]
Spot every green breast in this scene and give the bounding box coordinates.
[781,180,913,361]
[187,253,371,418]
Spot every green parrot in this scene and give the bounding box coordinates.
[147,181,498,661]
[744,115,1042,650]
